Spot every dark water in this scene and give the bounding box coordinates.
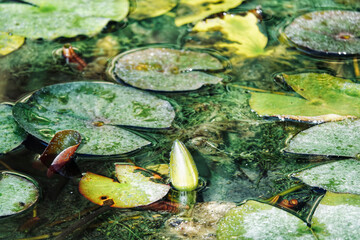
[0,0,359,239]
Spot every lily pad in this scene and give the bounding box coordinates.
[286,119,360,157]
[0,171,40,218]
[79,164,170,208]
[250,72,360,123]
[292,160,360,194]
[12,81,175,156]
[0,104,26,154]
[0,0,129,40]
[192,12,270,58]
[175,0,244,26]
[129,0,177,20]
[311,192,360,239]
[283,10,360,56]
[109,47,223,91]
[0,32,24,56]
[217,200,314,239]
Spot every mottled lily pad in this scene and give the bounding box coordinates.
[192,12,270,58]
[311,192,360,239]
[250,73,360,123]
[0,171,40,218]
[0,32,24,56]
[12,82,175,156]
[284,10,360,56]
[129,0,177,20]
[79,164,170,208]
[286,119,360,157]
[0,104,26,154]
[109,47,223,91]
[217,200,314,239]
[0,0,129,40]
[175,0,244,26]
[292,160,360,194]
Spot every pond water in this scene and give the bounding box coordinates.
[1,0,360,239]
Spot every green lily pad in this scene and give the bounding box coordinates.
[12,81,175,156]
[311,192,360,239]
[286,119,360,157]
[0,32,24,56]
[283,10,360,56]
[217,200,314,239]
[175,0,244,26]
[249,72,360,123]
[292,160,360,194]
[109,47,223,91]
[0,171,40,218]
[79,164,170,208]
[129,0,177,20]
[192,12,271,58]
[0,0,129,40]
[0,104,26,154]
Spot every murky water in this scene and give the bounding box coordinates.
[0,0,359,239]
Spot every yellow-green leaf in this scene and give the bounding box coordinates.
[175,0,244,26]
[192,12,270,57]
[129,0,177,20]
[249,73,360,123]
[0,32,24,56]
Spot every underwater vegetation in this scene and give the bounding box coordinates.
[1,0,360,239]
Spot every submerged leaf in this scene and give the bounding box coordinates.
[79,164,170,208]
[217,200,314,239]
[0,0,129,39]
[192,12,270,58]
[286,119,360,157]
[12,82,175,156]
[292,160,360,194]
[250,73,360,123]
[284,10,360,56]
[109,47,223,91]
[0,32,24,56]
[0,104,26,154]
[311,192,360,239]
[129,0,177,20]
[175,0,244,26]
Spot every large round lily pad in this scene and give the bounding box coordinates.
[0,171,40,218]
[12,81,175,156]
[286,119,360,157]
[79,164,170,208]
[109,47,223,91]
[284,10,360,56]
[0,104,26,154]
[0,0,129,40]
[217,200,314,239]
[292,160,360,194]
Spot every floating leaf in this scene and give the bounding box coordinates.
[0,171,40,218]
[283,10,360,56]
[0,32,24,56]
[0,104,26,154]
[292,160,360,194]
[249,72,360,123]
[129,0,177,20]
[39,130,82,177]
[175,0,244,26]
[79,164,170,208]
[109,47,223,91]
[286,119,360,157]
[192,12,271,58]
[0,0,129,40]
[217,200,314,239]
[311,192,360,239]
[12,82,175,156]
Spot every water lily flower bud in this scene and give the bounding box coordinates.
[170,139,199,191]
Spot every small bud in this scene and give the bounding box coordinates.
[170,139,199,191]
